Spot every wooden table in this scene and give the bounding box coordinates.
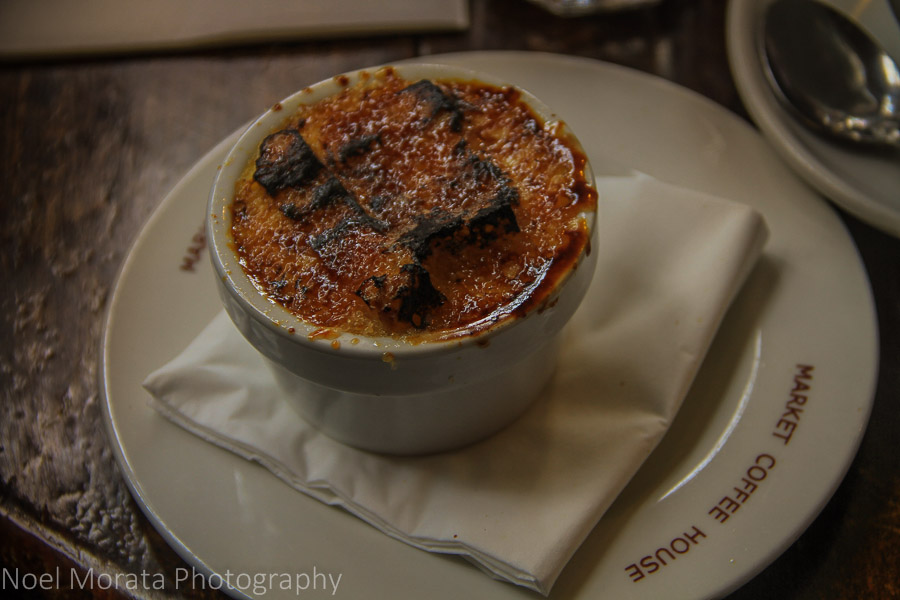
[2,1,898,598]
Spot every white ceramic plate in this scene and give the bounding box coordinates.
[102,52,878,599]
[727,0,900,238]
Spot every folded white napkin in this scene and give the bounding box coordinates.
[143,173,768,595]
[0,0,468,58]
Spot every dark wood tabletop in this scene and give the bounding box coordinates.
[2,1,898,598]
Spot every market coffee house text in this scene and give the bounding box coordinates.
[624,364,815,583]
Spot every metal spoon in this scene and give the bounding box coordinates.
[761,0,900,148]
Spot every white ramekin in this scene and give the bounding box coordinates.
[208,64,598,455]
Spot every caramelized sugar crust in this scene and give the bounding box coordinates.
[231,68,596,340]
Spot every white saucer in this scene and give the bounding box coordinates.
[101,52,878,599]
[727,0,900,238]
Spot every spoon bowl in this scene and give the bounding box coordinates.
[761,0,900,148]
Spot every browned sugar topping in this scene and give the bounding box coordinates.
[231,68,596,340]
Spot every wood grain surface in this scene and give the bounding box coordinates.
[2,1,898,598]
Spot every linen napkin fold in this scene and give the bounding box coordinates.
[143,173,768,595]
